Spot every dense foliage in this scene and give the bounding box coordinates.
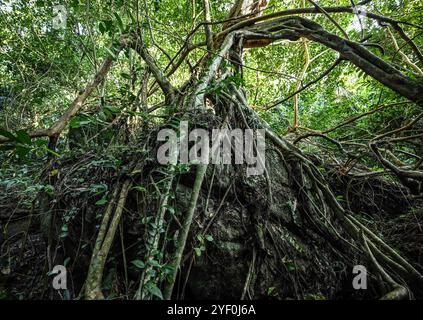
[0,0,422,300]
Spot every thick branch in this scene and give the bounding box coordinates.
[217,3,421,40]
[249,17,423,105]
[130,34,176,104]
[190,32,237,109]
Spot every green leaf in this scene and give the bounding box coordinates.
[194,247,202,257]
[205,235,214,242]
[105,47,117,60]
[0,128,17,141]
[35,139,48,147]
[46,148,60,157]
[44,184,55,196]
[153,0,161,12]
[104,105,121,113]
[163,204,175,214]
[69,118,80,129]
[131,260,145,269]
[267,287,276,295]
[133,185,146,193]
[285,260,298,272]
[120,72,131,80]
[88,183,108,195]
[99,20,113,34]
[0,290,8,300]
[60,224,69,239]
[146,269,156,277]
[148,259,161,267]
[35,0,45,7]
[95,197,108,205]
[15,130,32,145]
[64,257,71,267]
[145,282,163,300]
[305,293,327,300]
[15,146,31,158]
[113,12,124,32]
[69,116,92,129]
[98,21,106,34]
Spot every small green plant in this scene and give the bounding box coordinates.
[193,234,214,257]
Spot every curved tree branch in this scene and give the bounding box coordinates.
[130,32,176,105]
[246,17,423,105]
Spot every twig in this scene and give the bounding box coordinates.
[264,58,342,110]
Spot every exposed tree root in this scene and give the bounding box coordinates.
[85,180,131,300]
[163,164,208,300]
[2,2,422,300]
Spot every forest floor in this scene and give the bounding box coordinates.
[1,141,421,300]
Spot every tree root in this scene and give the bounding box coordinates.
[163,164,208,300]
[226,80,423,299]
[85,179,132,300]
[135,171,175,300]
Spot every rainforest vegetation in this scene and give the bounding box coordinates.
[0,0,422,300]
